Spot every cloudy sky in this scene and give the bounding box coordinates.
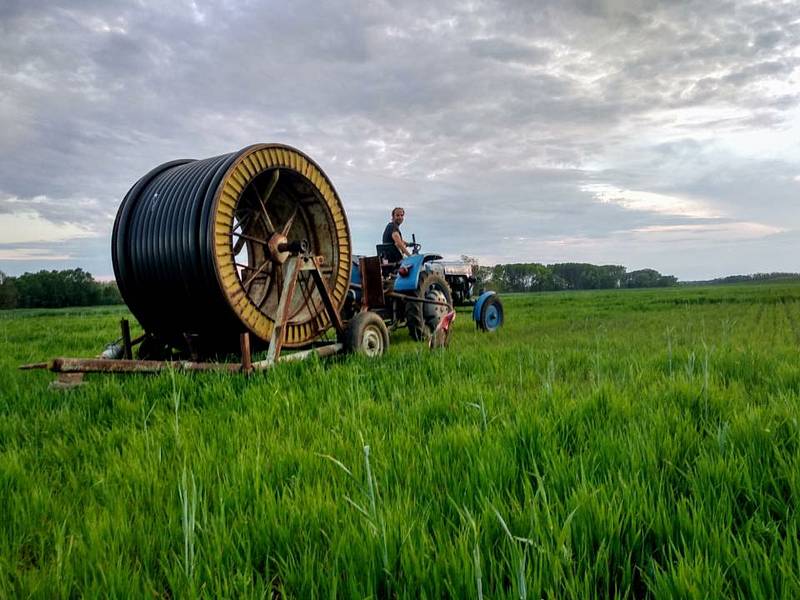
[1,0,798,280]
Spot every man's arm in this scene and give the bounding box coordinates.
[391,230,411,256]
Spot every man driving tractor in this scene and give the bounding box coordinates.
[381,207,411,263]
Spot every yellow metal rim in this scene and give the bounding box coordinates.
[210,144,351,345]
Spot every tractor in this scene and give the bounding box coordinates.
[343,235,504,355]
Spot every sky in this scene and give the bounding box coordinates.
[0,0,798,281]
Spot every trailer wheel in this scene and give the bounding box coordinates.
[344,311,389,357]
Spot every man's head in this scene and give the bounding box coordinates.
[391,207,405,226]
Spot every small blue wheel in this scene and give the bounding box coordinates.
[477,295,503,332]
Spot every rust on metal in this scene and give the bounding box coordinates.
[210,145,352,347]
[240,332,252,374]
[359,256,385,309]
[262,251,349,366]
[113,144,351,352]
[309,259,345,337]
[45,358,242,374]
[19,362,49,370]
[267,232,291,264]
[263,256,301,366]
[385,291,451,307]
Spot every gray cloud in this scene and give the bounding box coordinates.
[0,0,798,280]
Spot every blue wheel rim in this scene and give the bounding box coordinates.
[483,303,501,331]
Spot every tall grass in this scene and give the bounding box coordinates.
[0,283,799,598]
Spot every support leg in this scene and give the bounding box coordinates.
[264,257,301,367]
[120,319,132,359]
[240,332,252,374]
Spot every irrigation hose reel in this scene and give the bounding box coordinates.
[111,144,352,357]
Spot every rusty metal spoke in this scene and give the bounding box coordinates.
[231,231,268,246]
[242,260,271,289]
[249,169,279,233]
[256,275,273,309]
[281,206,299,237]
[274,264,283,297]
[297,273,322,330]
[233,223,250,254]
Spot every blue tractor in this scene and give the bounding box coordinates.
[343,236,504,350]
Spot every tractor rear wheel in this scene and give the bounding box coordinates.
[344,311,390,357]
[405,271,453,341]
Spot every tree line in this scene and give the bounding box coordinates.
[681,272,800,286]
[463,259,678,293]
[2,264,792,310]
[0,269,122,309]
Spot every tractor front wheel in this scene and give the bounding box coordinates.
[476,294,504,332]
[405,271,453,341]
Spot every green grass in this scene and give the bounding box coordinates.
[1,283,799,598]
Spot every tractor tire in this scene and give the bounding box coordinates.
[405,271,453,342]
[344,311,390,357]
[476,294,504,332]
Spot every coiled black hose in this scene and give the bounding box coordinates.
[112,144,352,354]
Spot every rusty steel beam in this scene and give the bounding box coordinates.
[19,362,49,370]
[21,342,346,376]
[385,291,452,308]
[240,332,252,374]
[40,358,242,374]
[254,342,343,368]
[308,258,345,337]
[263,256,301,367]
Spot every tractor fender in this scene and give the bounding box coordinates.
[394,253,443,292]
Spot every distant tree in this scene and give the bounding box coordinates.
[0,271,19,309]
[548,263,626,290]
[625,269,662,288]
[681,272,800,286]
[10,269,119,308]
[97,281,123,305]
[485,262,677,292]
[460,255,493,288]
[491,263,555,292]
[657,275,678,287]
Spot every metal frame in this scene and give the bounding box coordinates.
[21,250,347,380]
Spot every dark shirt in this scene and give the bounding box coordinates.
[381,222,403,262]
[382,222,400,244]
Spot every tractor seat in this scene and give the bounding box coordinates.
[376,243,402,277]
[376,243,400,262]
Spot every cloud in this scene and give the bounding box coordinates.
[628,221,784,239]
[0,0,798,280]
[581,184,721,218]
[0,247,73,261]
[0,207,99,244]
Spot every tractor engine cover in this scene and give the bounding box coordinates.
[112,144,351,353]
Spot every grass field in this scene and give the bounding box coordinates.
[1,283,799,598]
